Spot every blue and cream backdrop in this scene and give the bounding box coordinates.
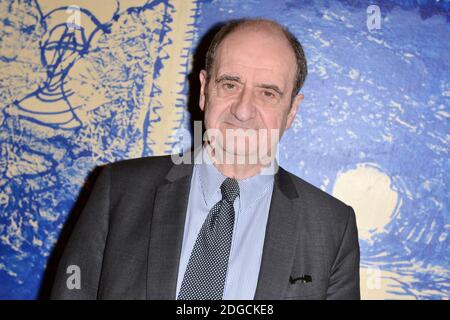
[0,0,449,299]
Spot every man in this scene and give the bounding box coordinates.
[51,18,360,300]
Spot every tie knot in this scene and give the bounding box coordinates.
[220,177,240,203]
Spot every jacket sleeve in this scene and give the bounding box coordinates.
[326,206,361,300]
[50,165,111,300]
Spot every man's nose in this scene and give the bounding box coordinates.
[230,86,256,122]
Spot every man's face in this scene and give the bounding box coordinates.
[199,27,304,162]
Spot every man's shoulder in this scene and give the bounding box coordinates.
[280,166,353,222]
[105,154,178,184]
[108,154,175,170]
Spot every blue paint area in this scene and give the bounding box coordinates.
[195,0,449,299]
[0,0,449,299]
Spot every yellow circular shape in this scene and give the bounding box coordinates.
[332,163,400,241]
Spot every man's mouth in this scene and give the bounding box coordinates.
[224,122,254,130]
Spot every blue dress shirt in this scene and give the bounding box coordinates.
[175,147,275,299]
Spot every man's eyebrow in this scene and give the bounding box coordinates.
[256,83,284,96]
[215,74,243,83]
[215,74,284,96]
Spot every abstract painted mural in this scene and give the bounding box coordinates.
[0,0,449,299]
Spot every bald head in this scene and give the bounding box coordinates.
[204,18,308,97]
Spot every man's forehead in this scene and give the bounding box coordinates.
[215,62,286,86]
[212,28,296,86]
[218,34,290,66]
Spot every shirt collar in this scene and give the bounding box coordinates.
[194,145,275,211]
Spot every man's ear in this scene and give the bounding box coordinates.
[285,93,304,130]
[199,69,207,112]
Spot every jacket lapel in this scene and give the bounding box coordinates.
[146,157,194,299]
[254,166,302,299]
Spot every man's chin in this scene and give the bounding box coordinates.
[217,147,260,164]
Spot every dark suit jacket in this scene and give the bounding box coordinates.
[50,152,360,300]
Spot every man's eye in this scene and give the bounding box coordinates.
[222,83,236,90]
[263,91,275,98]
